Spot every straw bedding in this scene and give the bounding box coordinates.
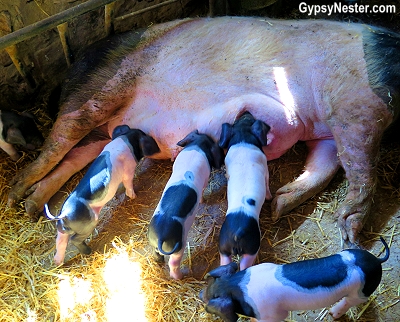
[0,109,398,322]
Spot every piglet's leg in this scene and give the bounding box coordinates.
[122,164,137,199]
[240,254,257,270]
[168,249,185,280]
[54,231,69,266]
[272,139,339,221]
[220,253,232,267]
[329,296,367,319]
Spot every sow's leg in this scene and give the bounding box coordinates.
[328,109,391,243]
[8,29,146,214]
[8,107,113,214]
[271,139,340,220]
[24,127,110,215]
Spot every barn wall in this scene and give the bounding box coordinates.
[0,0,206,113]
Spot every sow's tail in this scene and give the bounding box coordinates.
[378,236,390,263]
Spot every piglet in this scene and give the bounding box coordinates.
[45,125,160,265]
[218,112,272,270]
[0,110,43,160]
[200,237,390,322]
[148,130,224,279]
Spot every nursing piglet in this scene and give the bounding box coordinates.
[218,112,272,270]
[0,110,43,161]
[148,130,224,279]
[45,125,160,265]
[200,237,390,322]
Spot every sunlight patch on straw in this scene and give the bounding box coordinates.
[103,250,146,322]
[57,275,94,320]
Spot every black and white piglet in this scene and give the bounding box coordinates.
[148,130,224,279]
[45,125,160,265]
[200,237,390,322]
[0,110,43,160]
[218,112,272,270]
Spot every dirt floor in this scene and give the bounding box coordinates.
[0,129,398,321]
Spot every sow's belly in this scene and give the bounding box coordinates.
[106,86,319,162]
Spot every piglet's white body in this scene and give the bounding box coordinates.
[155,149,211,279]
[51,137,139,265]
[201,239,390,322]
[225,143,272,215]
[46,126,159,265]
[148,130,223,279]
[219,143,272,270]
[245,257,366,321]
[218,111,272,270]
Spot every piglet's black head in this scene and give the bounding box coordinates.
[112,125,160,160]
[200,262,240,322]
[1,110,44,149]
[205,262,238,279]
[177,130,225,169]
[219,112,270,150]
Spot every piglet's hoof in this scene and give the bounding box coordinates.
[169,266,189,280]
[152,251,165,263]
[75,242,92,255]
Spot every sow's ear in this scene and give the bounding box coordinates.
[205,262,238,279]
[112,125,131,140]
[251,120,270,147]
[176,129,199,147]
[206,298,238,322]
[219,123,232,149]
[139,135,160,156]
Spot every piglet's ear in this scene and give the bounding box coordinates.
[206,298,238,322]
[139,135,160,156]
[6,127,26,146]
[251,120,270,147]
[112,125,131,140]
[205,262,238,279]
[210,144,225,169]
[218,123,232,149]
[176,130,199,147]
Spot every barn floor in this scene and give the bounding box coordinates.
[0,129,399,321]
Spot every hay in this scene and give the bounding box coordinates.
[0,112,399,321]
